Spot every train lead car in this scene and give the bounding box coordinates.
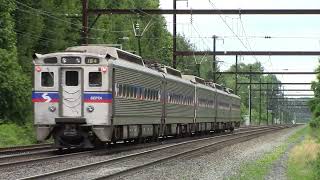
[32,45,241,149]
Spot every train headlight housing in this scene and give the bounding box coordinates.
[48,106,56,112]
[87,106,94,112]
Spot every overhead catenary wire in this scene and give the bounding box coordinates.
[207,0,263,65]
[11,0,122,34]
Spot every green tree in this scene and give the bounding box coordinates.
[0,0,31,123]
[218,62,282,124]
[309,59,320,127]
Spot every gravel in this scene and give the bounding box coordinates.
[117,126,304,180]
[0,135,233,179]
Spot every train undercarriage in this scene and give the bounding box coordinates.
[47,121,240,149]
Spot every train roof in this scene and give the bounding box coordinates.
[66,45,144,66]
[182,75,205,84]
[33,45,240,98]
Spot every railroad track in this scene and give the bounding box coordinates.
[19,125,290,180]
[0,126,268,169]
[0,143,53,156]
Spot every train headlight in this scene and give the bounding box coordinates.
[48,106,56,112]
[87,106,94,112]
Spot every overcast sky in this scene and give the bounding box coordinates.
[159,0,320,96]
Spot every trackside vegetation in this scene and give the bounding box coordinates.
[307,59,320,179]
[229,126,307,180]
[287,127,320,180]
[0,123,36,147]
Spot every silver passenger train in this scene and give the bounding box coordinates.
[32,45,241,148]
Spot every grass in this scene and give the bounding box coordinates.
[0,122,36,148]
[229,126,308,180]
[287,127,320,180]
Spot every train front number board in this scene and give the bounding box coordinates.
[85,57,100,64]
[61,57,81,64]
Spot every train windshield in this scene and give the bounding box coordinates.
[89,72,102,87]
[65,71,79,86]
[41,72,54,87]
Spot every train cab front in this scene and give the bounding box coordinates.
[33,52,113,149]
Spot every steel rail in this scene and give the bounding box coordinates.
[0,149,100,169]
[0,149,56,165]
[0,144,52,155]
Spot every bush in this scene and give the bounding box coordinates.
[0,49,32,124]
[0,122,36,147]
[310,117,320,128]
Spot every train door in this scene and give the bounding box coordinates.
[60,68,83,117]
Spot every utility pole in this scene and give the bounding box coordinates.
[82,0,89,45]
[173,0,177,69]
[272,89,275,125]
[259,76,262,125]
[134,22,142,56]
[249,66,252,125]
[235,55,238,95]
[196,63,201,77]
[213,35,217,83]
[266,84,269,125]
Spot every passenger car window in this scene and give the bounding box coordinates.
[66,71,78,86]
[89,72,102,87]
[118,84,123,97]
[41,72,54,87]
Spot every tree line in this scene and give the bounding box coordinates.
[0,0,283,125]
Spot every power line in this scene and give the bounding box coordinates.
[12,0,114,34]
[207,0,261,65]
[14,30,61,44]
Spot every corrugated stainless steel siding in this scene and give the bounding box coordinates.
[113,65,163,123]
[196,87,216,121]
[165,79,194,123]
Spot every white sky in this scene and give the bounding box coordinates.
[160,0,320,96]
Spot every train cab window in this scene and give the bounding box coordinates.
[89,72,102,87]
[66,71,78,86]
[41,72,54,87]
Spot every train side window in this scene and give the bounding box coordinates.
[89,72,102,87]
[122,84,126,97]
[125,85,129,97]
[149,89,153,100]
[125,85,128,97]
[66,71,78,86]
[151,90,154,101]
[118,84,123,97]
[137,87,141,99]
[149,90,152,100]
[147,89,151,100]
[152,90,156,101]
[130,86,134,98]
[41,72,54,87]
